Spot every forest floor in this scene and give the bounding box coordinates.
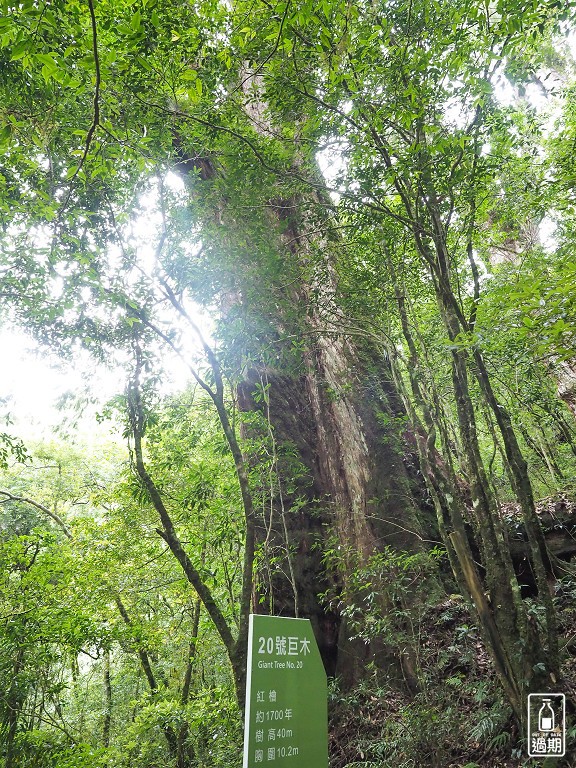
[328,496,576,768]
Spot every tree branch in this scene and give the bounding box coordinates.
[126,345,236,659]
[67,0,101,185]
[0,491,72,539]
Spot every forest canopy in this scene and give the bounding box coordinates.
[2,0,576,766]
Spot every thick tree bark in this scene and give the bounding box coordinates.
[228,192,432,681]
[556,361,576,417]
[169,81,434,683]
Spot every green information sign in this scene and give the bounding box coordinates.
[243,615,328,768]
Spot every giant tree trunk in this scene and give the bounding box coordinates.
[174,135,433,680]
[237,344,429,674]
[162,57,441,687]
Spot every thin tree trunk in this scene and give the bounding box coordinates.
[131,286,258,702]
[387,259,525,717]
[176,600,201,768]
[126,345,250,705]
[102,649,112,748]
[115,596,159,693]
[181,600,201,707]
[411,149,556,699]
[115,596,180,758]
[4,647,25,768]
[471,348,558,676]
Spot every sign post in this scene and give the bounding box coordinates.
[242,614,328,767]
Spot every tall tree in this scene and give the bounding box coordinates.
[0,0,434,684]
[1,0,575,722]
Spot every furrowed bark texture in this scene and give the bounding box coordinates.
[170,73,433,681]
[181,163,430,679]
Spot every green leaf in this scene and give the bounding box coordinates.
[35,53,58,69]
[0,124,12,144]
[181,68,198,81]
[137,55,154,71]
[41,64,53,82]
[131,10,142,31]
[10,39,31,61]
[37,53,59,82]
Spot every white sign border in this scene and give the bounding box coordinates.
[242,614,255,768]
[527,692,566,758]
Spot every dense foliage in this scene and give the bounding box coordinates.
[2,0,576,765]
